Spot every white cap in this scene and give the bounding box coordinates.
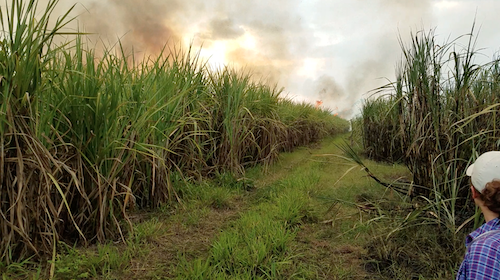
[466,151,500,193]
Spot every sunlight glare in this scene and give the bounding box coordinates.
[200,41,227,70]
[239,31,256,50]
[297,58,321,78]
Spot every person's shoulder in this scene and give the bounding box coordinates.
[469,230,500,253]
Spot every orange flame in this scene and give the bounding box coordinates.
[315,100,323,109]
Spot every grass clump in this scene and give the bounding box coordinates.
[363,208,465,279]
[52,243,131,280]
[212,213,296,275]
[176,202,299,279]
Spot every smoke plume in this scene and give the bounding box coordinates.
[41,0,500,118]
[76,0,182,55]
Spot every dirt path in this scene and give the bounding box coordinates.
[122,142,339,279]
[81,135,409,279]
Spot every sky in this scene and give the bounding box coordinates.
[47,0,500,118]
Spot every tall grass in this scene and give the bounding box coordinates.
[359,27,500,277]
[0,0,82,265]
[361,97,403,162]
[363,27,500,208]
[0,0,349,265]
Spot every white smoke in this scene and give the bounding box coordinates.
[36,0,500,118]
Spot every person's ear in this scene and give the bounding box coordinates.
[470,185,480,199]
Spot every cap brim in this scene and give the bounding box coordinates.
[466,164,474,176]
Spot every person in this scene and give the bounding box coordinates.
[457,151,500,279]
